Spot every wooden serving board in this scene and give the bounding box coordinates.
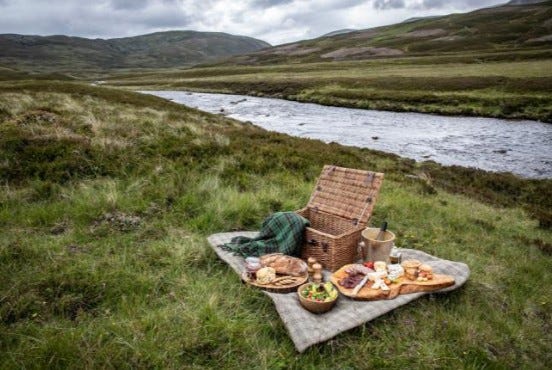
[330,264,455,301]
[241,272,308,294]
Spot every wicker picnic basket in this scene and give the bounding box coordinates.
[296,165,384,272]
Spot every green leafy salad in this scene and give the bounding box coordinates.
[301,282,338,302]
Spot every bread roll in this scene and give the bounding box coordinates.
[256,267,276,284]
[419,264,432,273]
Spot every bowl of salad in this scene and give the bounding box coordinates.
[297,282,338,314]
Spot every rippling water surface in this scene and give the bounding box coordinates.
[145,91,552,179]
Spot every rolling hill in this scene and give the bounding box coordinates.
[320,29,357,37]
[227,1,552,65]
[0,31,270,73]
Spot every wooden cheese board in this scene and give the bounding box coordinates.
[241,271,308,294]
[330,264,455,301]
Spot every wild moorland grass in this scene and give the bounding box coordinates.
[0,81,551,369]
[105,56,552,122]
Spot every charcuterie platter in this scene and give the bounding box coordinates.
[330,261,455,301]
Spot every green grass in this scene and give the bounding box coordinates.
[105,57,552,122]
[0,81,551,369]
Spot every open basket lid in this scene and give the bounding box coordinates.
[306,165,384,225]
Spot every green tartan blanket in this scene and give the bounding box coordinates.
[219,212,309,257]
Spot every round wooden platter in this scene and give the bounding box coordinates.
[330,264,455,301]
[241,271,308,294]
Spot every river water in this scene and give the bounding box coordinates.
[145,91,552,179]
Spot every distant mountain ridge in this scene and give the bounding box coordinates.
[227,1,552,65]
[320,29,357,37]
[0,31,270,73]
[402,15,442,24]
[508,0,548,4]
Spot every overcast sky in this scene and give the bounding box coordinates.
[0,0,507,45]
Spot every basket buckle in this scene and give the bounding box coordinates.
[365,172,374,185]
[352,218,359,226]
[308,239,328,253]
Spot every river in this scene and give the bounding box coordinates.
[144,91,552,179]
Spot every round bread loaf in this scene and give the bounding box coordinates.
[256,267,276,284]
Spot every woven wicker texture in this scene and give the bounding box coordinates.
[298,165,384,271]
[307,165,383,223]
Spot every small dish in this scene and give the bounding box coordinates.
[297,282,338,314]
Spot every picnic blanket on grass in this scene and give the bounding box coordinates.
[208,232,470,352]
[219,212,309,257]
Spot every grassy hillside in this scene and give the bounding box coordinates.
[0,80,551,368]
[226,1,552,64]
[0,31,270,74]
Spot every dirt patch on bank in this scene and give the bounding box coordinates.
[350,30,380,39]
[321,47,403,60]
[432,35,465,42]
[526,34,552,43]
[403,28,448,38]
[262,43,321,56]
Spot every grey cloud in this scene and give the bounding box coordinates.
[110,0,150,10]
[0,0,507,45]
[370,0,504,11]
[418,0,445,9]
[252,0,363,11]
[251,0,294,8]
[140,12,192,28]
[373,0,405,10]
[413,0,502,10]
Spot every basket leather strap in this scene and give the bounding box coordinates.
[356,189,376,225]
[364,172,375,185]
[352,172,376,224]
[326,166,336,174]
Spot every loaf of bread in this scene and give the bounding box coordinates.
[259,253,308,277]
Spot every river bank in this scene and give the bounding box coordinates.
[105,58,552,123]
[145,90,552,179]
[1,80,551,227]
